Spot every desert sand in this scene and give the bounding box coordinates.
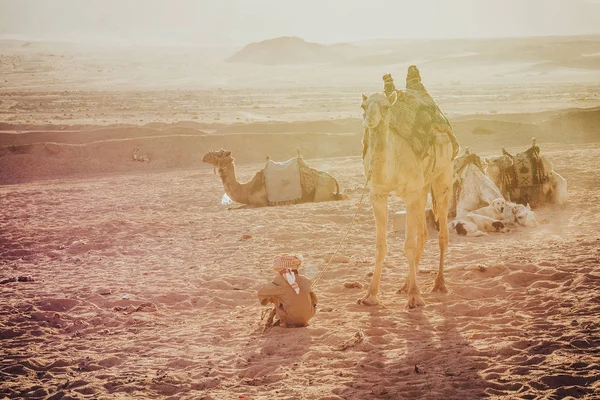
[1,38,600,399]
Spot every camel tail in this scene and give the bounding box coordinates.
[333,177,348,201]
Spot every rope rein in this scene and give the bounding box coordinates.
[311,171,371,288]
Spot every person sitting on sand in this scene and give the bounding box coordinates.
[257,254,318,328]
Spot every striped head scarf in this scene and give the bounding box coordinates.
[272,254,303,294]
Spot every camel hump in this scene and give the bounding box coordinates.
[406,65,426,92]
[407,65,421,81]
[383,73,396,95]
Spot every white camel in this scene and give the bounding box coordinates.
[359,66,456,308]
[450,149,503,218]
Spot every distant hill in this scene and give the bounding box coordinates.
[226,36,363,65]
[226,35,600,69]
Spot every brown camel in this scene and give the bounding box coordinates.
[202,149,347,207]
[485,139,568,207]
[359,66,457,308]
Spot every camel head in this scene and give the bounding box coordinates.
[361,91,398,129]
[202,149,233,169]
[485,155,513,187]
[485,155,513,171]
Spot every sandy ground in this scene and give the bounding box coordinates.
[2,39,600,399]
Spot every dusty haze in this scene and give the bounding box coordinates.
[1,2,600,400]
[2,0,600,45]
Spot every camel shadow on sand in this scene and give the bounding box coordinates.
[329,302,489,399]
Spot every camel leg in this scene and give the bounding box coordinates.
[415,191,429,264]
[431,180,451,293]
[405,196,425,308]
[358,192,388,306]
[398,191,428,294]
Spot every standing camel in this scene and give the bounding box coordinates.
[359,66,457,308]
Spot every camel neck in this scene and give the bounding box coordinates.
[217,162,249,204]
[365,119,417,188]
[366,123,390,181]
[218,162,234,177]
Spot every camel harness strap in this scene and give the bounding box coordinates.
[312,171,372,288]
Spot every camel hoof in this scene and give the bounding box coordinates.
[432,283,448,293]
[406,294,425,309]
[357,293,380,306]
[432,278,448,293]
[397,280,409,294]
[431,278,448,293]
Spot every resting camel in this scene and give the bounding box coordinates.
[485,139,568,207]
[450,149,504,218]
[450,148,538,227]
[202,149,347,207]
[359,66,457,308]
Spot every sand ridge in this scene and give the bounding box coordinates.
[1,106,599,186]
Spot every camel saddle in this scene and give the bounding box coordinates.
[263,157,303,205]
[501,145,549,207]
[383,66,460,161]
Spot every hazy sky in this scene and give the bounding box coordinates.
[1,0,600,45]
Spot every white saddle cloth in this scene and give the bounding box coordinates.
[264,157,302,204]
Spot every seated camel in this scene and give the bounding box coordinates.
[450,148,503,218]
[202,149,347,207]
[450,148,538,228]
[485,139,568,207]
